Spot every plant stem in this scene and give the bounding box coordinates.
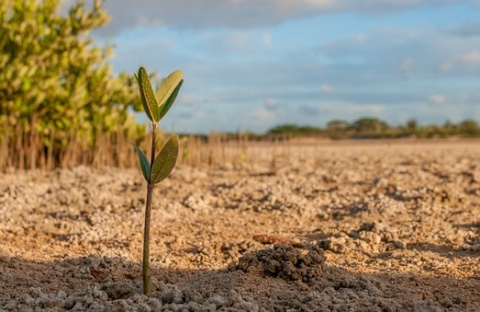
[143,183,154,296]
[150,123,157,167]
[143,123,157,296]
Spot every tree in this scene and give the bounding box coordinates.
[267,124,301,135]
[405,119,417,130]
[0,0,142,149]
[458,119,479,137]
[266,124,322,137]
[326,120,350,131]
[352,117,389,133]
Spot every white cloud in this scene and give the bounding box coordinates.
[264,98,278,111]
[260,0,336,12]
[437,50,480,73]
[323,24,480,81]
[262,33,273,48]
[320,84,334,93]
[251,105,278,124]
[399,57,414,74]
[458,50,480,66]
[428,94,446,105]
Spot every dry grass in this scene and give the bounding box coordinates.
[0,126,136,170]
[0,127,299,171]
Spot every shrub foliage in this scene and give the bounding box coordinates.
[0,0,143,149]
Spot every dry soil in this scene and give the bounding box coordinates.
[0,140,479,311]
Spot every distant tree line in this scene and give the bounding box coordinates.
[177,117,480,143]
[265,117,480,140]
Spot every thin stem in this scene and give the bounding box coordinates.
[143,183,154,296]
[143,122,157,296]
[150,123,157,167]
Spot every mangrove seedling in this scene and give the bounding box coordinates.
[132,67,183,296]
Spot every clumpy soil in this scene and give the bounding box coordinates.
[0,140,479,311]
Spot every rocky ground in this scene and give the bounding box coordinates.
[0,140,479,311]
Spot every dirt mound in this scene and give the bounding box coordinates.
[232,244,326,283]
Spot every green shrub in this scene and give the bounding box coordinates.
[0,0,143,150]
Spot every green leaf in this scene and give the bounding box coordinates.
[157,70,183,116]
[132,143,150,182]
[136,67,159,123]
[159,79,183,120]
[150,135,179,184]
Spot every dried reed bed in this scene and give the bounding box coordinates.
[0,126,137,170]
[0,126,298,171]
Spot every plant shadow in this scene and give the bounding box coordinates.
[1,248,479,311]
[407,242,479,258]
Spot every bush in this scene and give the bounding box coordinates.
[0,0,143,152]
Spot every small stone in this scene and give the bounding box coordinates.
[3,301,17,310]
[239,300,259,312]
[105,282,138,300]
[137,302,152,312]
[56,290,67,300]
[371,233,382,245]
[28,288,45,299]
[111,299,130,312]
[146,298,162,310]
[470,244,480,251]
[93,288,108,300]
[206,295,228,308]
[393,241,406,249]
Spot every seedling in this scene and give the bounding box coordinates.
[132,67,183,296]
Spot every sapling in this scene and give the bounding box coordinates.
[132,67,183,296]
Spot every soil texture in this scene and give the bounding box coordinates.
[0,141,479,311]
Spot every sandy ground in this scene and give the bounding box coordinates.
[0,141,479,311]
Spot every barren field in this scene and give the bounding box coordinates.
[1,141,479,311]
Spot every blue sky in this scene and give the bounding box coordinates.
[68,0,480,133]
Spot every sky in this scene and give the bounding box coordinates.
[65,0,480,134]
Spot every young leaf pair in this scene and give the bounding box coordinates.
[135,67,183,125]
[133,139,178,184]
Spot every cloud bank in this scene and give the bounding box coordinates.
[62,0,475,35]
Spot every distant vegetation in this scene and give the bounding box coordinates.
[177,118,480,142]
[263,117,480,140]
